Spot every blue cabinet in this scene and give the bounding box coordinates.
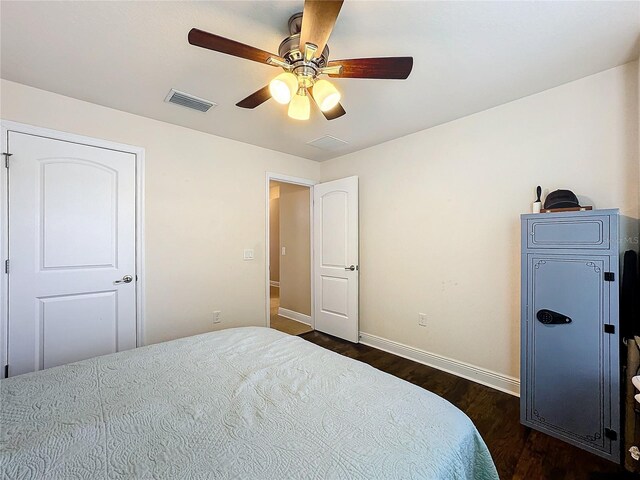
[521,209,620,462]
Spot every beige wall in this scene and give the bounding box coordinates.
[321,62,639,381]
[278,183,311,316]
[2,60,638,388]
[269,183,280,283]
[0,79,321,345]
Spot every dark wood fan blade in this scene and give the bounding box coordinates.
[299,0,343,56]
[188,28,281,65]
[327,57,413,79]
[236,85,271,108]
[309,86,346,120]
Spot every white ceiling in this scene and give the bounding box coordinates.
[1,1,639,161]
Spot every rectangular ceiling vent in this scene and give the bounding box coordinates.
[164,89,216,112]
[306,135,348,151]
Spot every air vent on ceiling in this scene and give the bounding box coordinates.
[306,135,348,151]
[164,89,216,112]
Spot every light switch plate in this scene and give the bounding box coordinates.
[243,249,254,260]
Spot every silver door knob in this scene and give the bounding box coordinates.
[114,275,133,284]
[345,265,357,271]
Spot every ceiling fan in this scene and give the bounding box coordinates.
[188,0,413,121]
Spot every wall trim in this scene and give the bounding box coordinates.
[270,281,280,287]
[0,120,146,378]
[359,332,520,397]
[278,307,312,326]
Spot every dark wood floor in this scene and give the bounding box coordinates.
[300,330,635,480]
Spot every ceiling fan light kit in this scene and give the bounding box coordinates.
[269,72,298,104]
[288,88,311,120]
[187,0,413,121]
[312,79,341,112]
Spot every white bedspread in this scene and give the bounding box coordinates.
[1,327,498,479]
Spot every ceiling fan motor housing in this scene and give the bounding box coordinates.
[278,13,329,85]
[278,35,328,64]
[287,12,304,35]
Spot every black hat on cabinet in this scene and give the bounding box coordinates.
[543,190,580,210]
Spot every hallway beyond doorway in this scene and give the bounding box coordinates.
[270,286,312,336]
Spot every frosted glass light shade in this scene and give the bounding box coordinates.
[269,72,297,104]
[288,91,310,120]
[312,79,341,111]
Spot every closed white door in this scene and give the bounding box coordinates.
[313,176,358,342]
[7,132,137,376]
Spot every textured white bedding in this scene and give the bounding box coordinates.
[1,327,498,479]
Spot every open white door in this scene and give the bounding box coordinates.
[313,176,358,342]
[7,131,137,376]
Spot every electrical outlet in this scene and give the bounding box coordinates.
[213,311,222,324]
[243,249,254,260]
[418,313,427,327]
[281,246,286,256]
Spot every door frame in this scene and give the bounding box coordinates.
[265,172,317,330]
[0,120,146,378]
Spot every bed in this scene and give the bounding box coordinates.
[1,327,498,479]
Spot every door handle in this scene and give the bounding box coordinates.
[114,275,133,285]
[344,265,358,271]
[536,309,571,325]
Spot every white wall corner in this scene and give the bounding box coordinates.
[359,332,520,397]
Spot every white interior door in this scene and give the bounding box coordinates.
[313,176,358,342]
[7,131,137,376]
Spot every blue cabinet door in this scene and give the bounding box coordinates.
[526,215,611,250]
[524,254,615,457]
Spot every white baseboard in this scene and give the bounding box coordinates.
[270,281,280,287]
[359,332,520,397]
[278,307,312,326]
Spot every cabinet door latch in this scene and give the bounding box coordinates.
[604,272,615,282]
[605,428,618,441]
[604,324,615,334]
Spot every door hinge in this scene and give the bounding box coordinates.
[604,272,615,282]
[4,365,8,378]
[2,152,12,168]
[4,259,8,274]
[604,324,615,334]
[605,428,618,441]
